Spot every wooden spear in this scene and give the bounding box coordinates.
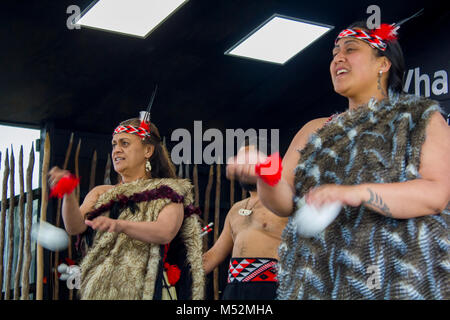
[53,132,73,300]
[229,175,235,207]
[185,163,190,180]
[37,133,50,300]
[213,163,221,300]
[5,148,15,300]
[69,138,81,300]
[104,153,111,185]
[74,139,81,202]
[203,165,214,250]
[193,164,199,208]
[177,163,184,178]
[21,143,34,300]
[14,147,25,300]
[0,150,9,299]
[241,185,248,200]
[88,150,97,191]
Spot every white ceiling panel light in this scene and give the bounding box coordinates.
[225,14,334,65]
[75,0,189,38]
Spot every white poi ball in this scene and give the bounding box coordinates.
[31,221,69,251]
[57,263,69,274]
[59,273,70,281]
[294,198,342,238]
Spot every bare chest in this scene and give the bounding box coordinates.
[230,204,286,239]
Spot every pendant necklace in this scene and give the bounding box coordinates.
[238,198,259,216]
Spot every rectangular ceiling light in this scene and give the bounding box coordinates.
[75,0,189,38]
[225,14,333,65]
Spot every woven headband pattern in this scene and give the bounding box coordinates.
[335,24,399,52]
[113,125,151,139]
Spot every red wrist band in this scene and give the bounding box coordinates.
[49,174,80,199]
[254,152,283,186]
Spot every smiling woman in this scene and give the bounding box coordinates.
[48,113,205,300]
[227,18,450,300]
[332,21,406,98]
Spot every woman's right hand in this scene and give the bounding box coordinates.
[48,166,71,188]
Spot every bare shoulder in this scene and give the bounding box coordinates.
[80,184,114,215]
[291,117,330,146]
[282,117,329,186]
[89,184,115,198]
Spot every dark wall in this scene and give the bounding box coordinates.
[402,12,450,115]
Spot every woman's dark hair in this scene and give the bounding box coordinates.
[347,21,406,93]
[119,118,177,179]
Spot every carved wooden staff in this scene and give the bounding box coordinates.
[104,153,111,185]
[0,150,10,299]
[5,148,16,300]
[69,138,81,300]
[53,133,73,300]
[203,165,214,250]
[229,175,235,207]
[213,163,221,300]
[37,133,50,300]
[21,144,34,300]
[193,164,199,208]
[74,139,81,202]
[14,147,25,300]
[177,163,184,178]
[185,163,190,180]
[88,150,97,191]
[241,185,247,200]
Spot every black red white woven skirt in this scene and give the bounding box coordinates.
[222,257,278,300]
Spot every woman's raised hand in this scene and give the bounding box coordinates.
[48,166,71,188]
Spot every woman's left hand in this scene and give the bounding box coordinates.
[85,216,124,233]
[306,184,364,208]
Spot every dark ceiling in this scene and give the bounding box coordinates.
[1,0,447,149]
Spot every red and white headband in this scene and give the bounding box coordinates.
[335,24,398,52]
[113,122,151,140]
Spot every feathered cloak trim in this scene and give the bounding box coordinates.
[277,93,449,300]
[79,178,205,300]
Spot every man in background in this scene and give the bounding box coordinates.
[203,143,288,300]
